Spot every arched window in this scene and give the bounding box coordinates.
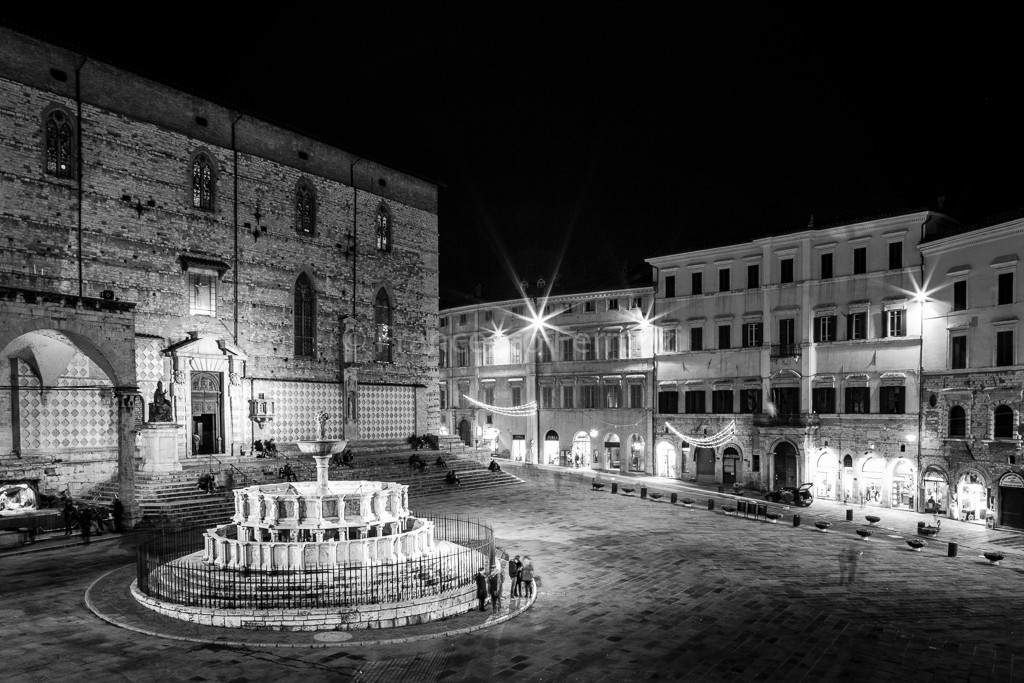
[949,405,966,437]
[44,107,75,178]
[295,178,316,234]
[294,273,316,357]
[994,404,1015,438]
[191,152,216,210]
[376,204,392,252]
[374,288,392,362]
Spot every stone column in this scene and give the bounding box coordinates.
[115,391,140,528]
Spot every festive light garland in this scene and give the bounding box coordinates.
[462,395,538,417]
[664,420,736,448]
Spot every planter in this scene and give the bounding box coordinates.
[721,505,736,515]
[681,498,694,508]
[856,529,872,540]
[592,483,605,491]
[918,526,939,537]
[621,486,636,495]
[765,512,781,524]
[907,539,926,551]
[984,551,1005,566]
[650,492,663,501]
[814,521,831,533]
[865,515,880,525]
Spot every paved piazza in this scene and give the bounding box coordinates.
[3,463,1024,682]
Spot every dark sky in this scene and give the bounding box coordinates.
[4,12,1022,308]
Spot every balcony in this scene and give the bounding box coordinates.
[752,412,820,428]
[770,343,801,358]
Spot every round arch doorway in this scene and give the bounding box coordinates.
[695,447,716,484]
[543,430,560,465]
[457,419,473,447]
[571,431,591,469]
[722,447,740,486]
[656,441,677,478]
[604,433,621,470]
[773,441,798,489]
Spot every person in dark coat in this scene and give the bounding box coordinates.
[78,505,93,545]
[520,556,536,599]
[63,498,77,536]
[508,555,522,598]
[112,495,124,533]
[475,566,489,612]
[488,563,503,613]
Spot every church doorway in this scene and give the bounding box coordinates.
[191,372,223,455]
[457,419,473,447]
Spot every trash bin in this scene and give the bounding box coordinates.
[793,514,801,527]
[737,501,747,516]
[756,503,768,519]
[671,492,678,504]
[948,542,958,558]
[641,486,648,499]
[611,482,618,494]
[846,509,853,521]
[708,499,715,511]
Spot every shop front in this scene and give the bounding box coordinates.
[604,433,621,470]
[656,440,678,479]
[861,456,884,506]
[890,458,915,510]
[571,431,591,469]
[815,451,839,500]
[954,469,988,524]
[842,454,854,502]
[922,467,948,515]
[629,434,645,472]
[543,430,560,465]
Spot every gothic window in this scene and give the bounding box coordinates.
[44,107,75,178]
[295,179,316,235]
[374,288,393,362]
[191,152,216,210]
[376,204,392,252]
[294,273,316,357]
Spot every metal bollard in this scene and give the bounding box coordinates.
[671,492,678,504]
[948,542,958,558]
[611,482,618,494]
[641,486,648,499]
[708,499,715,511]
[846,509,853,521]
[793,513,801,527]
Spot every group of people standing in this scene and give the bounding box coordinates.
[475,553,537,614]
[62,494,124,544]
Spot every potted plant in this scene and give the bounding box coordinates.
[865,515,880,525]
[765,512,782,524]
[681,498,694,508]
[650,492,663,501]
[814,521,831,533]
[984,551,1005,566]
[907,538,926,551]
[621,486,636,495]
[856,529,872,540]
[592,481,605,491]
[722,504,736,515]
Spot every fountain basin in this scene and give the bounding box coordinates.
[295,440,347,455]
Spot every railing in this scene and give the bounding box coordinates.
[770,343,801,358]
[135,514,493,609]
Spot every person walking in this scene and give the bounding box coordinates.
[63,497,77,536]
[475,566,489,612]
[112,495,124,533]
[488,562,503,613]
[520,556,536,599]
[838,544,862,585]
[508,555,522,599]
[78,505,93,545]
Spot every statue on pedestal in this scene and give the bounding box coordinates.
[150,381,173,422]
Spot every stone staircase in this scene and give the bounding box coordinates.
[75,441,522,530]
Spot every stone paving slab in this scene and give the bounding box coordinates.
[2,465,1024,682]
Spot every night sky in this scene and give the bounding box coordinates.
[4,12,1021,308]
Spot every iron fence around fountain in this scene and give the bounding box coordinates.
[135,514,494,610]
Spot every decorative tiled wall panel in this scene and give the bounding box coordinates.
[358,384,415,440]
[252,380,344,443]
[17,354,116,451]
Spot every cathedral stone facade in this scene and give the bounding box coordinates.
[0,27,440,514]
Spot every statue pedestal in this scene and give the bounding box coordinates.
[139,423,183,474]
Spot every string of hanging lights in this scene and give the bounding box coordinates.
[462,394,538,417]
[664,420,736,448]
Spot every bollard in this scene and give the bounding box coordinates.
[611,482,618,494]
[671,492,678,504]
[641,486,648,499]
[708,499,715,511]
[918,521,926,529]
[846,509,853,522]
[948,542,958,558]
[793,513,801,527]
